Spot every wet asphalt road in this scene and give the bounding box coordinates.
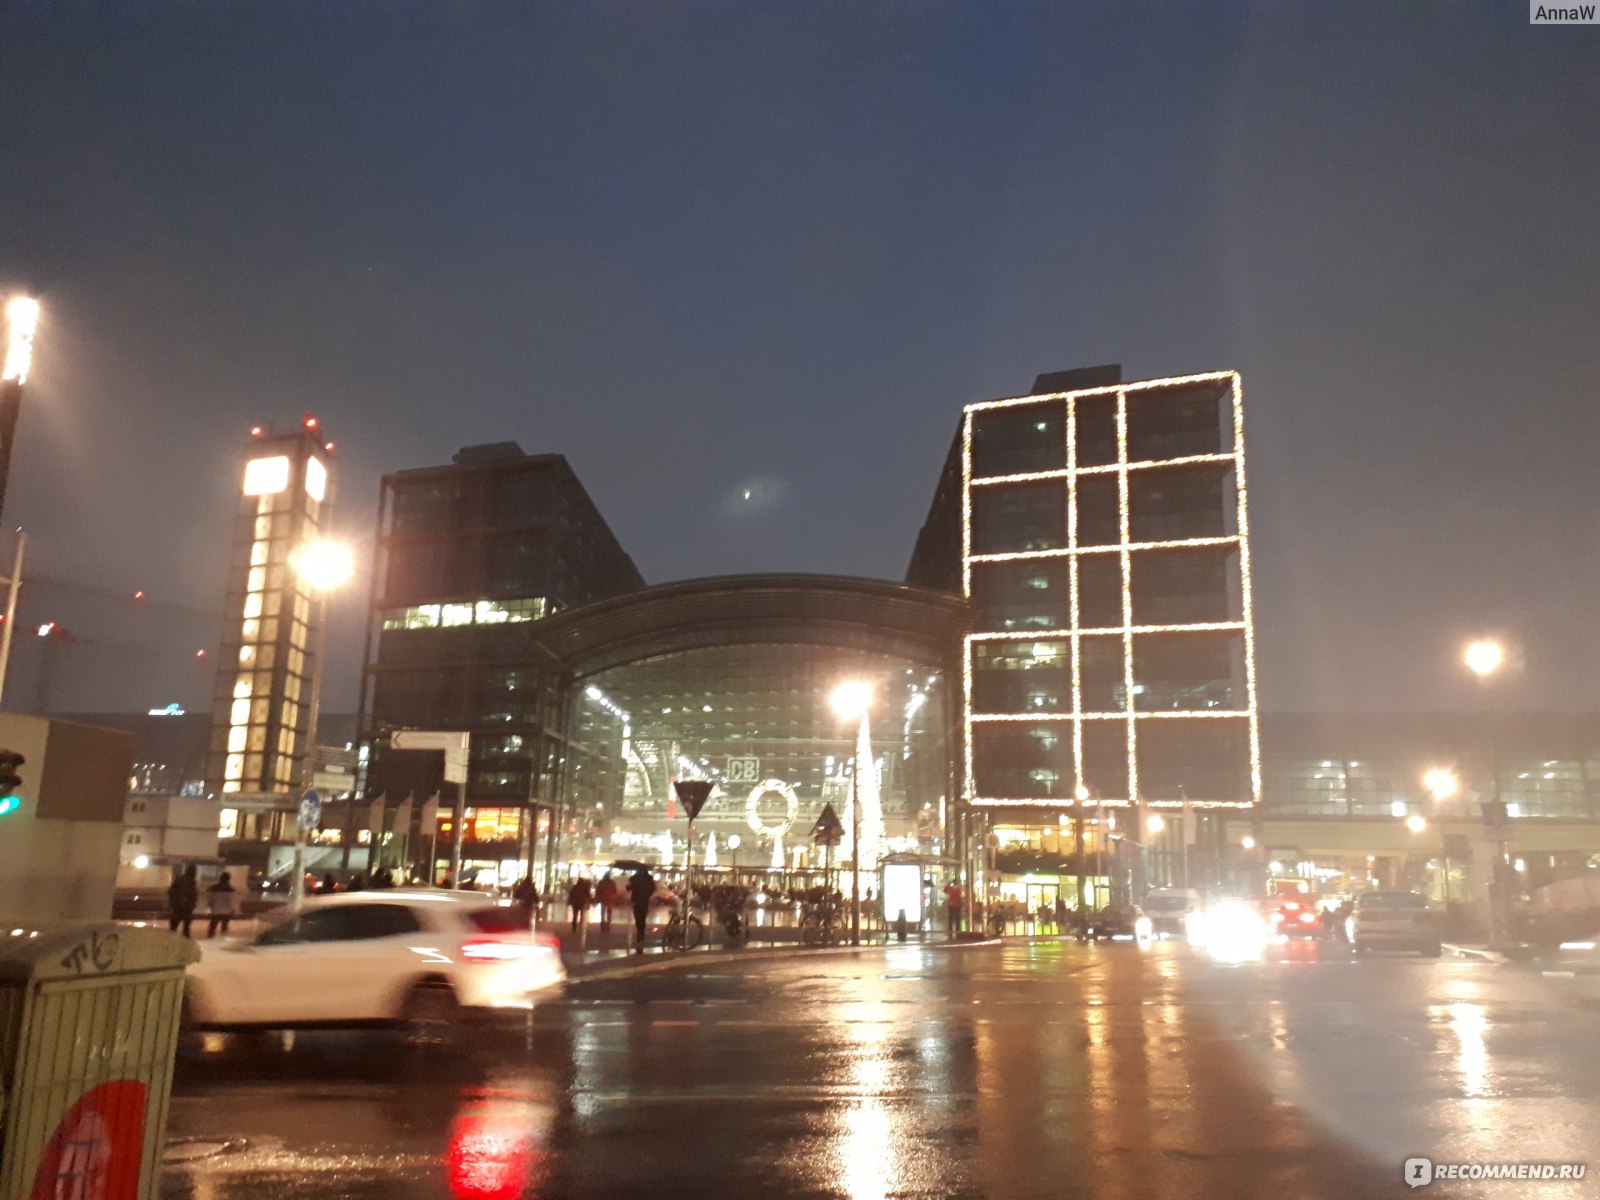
[159,939,1600,1200]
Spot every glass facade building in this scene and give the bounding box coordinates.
[359,443,644,878]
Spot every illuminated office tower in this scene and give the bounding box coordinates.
[911,366,1259,817]
[205,419,336,797]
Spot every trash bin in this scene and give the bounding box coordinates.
[0,923,199,1200]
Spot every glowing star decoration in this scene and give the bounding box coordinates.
[959,372,1259,810]
[2,296,40,384]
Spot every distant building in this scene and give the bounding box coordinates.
[359,444,644,884]
[204,418,340,799]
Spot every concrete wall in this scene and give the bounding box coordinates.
[0,713,133,922]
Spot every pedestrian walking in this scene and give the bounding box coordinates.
[512,875,539,925]
[567,876,594,932]
[595,872,619,932]
[629,865,656,953]
[943,881,963,938]
[205,871,241,938]
[1053,894,1068,933]
[167,865,198,938]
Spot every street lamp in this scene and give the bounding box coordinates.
[829,680,873,946]
[0,295,41,525]
[1422,767,1460,804]
[1463,638,1506,681]
[1405,814,1427,834]
[1146,814,1165,835]
[1462,637,1509,945]
[288,538,355,906]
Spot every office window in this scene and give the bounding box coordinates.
[971,404,1065,478]
[971,483,1066,555]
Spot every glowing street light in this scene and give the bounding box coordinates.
[0,295,41,531]
[1423,768,1459,803]
[1240,835,1256,850]
[1146,814,1166,835]
[2,296,40,385]
[1405,814,1427,834]
[1463,638,1506,680]
[290,539,355,592]
[830,680,874,946]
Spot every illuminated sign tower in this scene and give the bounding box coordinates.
[205,419,336,797]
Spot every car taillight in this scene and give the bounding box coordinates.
[1298,911,1316,924]
[534,932,561,951]
[462,938,538,962]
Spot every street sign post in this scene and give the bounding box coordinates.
[811,803,844,846]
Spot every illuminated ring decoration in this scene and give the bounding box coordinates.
[746,779,798,839]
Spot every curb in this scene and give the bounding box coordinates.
[565,935,1003,983]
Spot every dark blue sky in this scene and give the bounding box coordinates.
[1,3,1597,713]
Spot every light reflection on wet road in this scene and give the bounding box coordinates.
[159,941,1600,1199]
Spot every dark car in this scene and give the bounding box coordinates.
[1086,904,1152,941]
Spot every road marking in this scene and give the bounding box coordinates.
[650,1020,699,1027]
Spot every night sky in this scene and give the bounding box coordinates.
[1,4,1596,714]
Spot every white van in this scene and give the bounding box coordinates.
[1141,888,1203,937]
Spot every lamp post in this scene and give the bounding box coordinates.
[1423,767,1459,903]
[1145,819,1171,896]
[829,680,873,946]
[1462,638,1509,944]
[288,538,354,906]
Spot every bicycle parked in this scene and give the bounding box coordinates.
[799,888,845,947]
[657,906,704,952]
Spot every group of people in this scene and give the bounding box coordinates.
[165,865,241,939]
[562,868,661,950]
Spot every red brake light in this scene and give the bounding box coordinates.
[1298,911,1316,923]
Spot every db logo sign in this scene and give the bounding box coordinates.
[30,1080,147,1200]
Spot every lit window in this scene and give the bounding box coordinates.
[250,541,269,566]
[218,808,239,838]
[230,699,251,725]
[247,566,266,592]
[243,593,264,619]
[243,455,291,496]
[227,726,248,753]
[305,455,328,502]
[441,603,473,627]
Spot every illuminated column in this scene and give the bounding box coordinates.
[206,419,338,801]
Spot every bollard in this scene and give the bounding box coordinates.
[895,909,909,942]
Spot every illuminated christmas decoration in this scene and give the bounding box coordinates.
[959,371,1259,810]
[746,778,798,839]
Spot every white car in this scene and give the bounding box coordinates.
[1348,890,1442,957]
[184,890,564,1030]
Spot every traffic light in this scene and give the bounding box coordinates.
[0,749,23,817]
